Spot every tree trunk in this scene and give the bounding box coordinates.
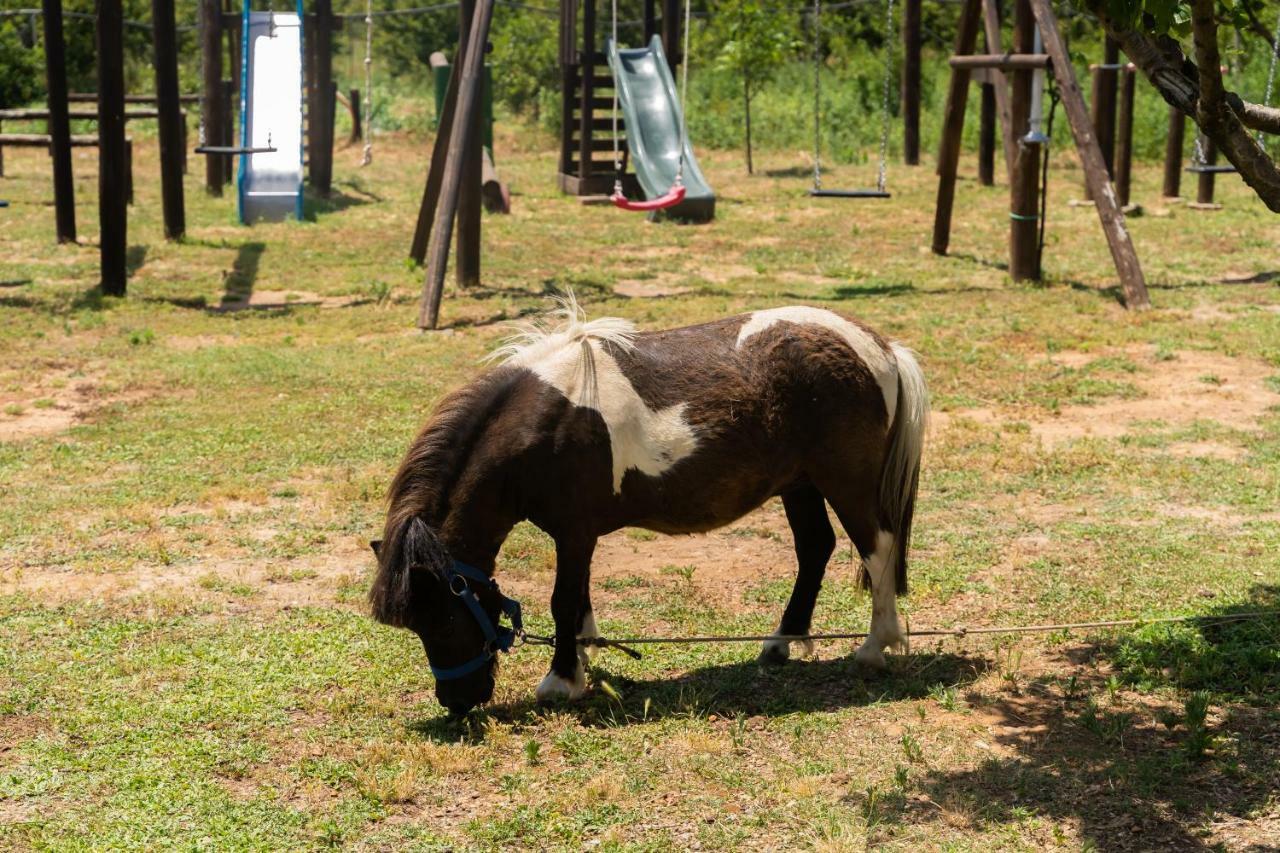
[744,76,753,175]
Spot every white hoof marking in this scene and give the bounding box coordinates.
[577,611,599,664]
[536,666,587,702]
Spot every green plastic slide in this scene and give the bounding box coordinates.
[606,36,715,222]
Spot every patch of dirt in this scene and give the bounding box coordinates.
[0,364,147,443]
[934,346,1279,447]
[614,280,693,299]
[165,333,242,351]
[213,290,363,312]
[1165,440,1243,460]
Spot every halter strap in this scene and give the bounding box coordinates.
[429,560,524,682]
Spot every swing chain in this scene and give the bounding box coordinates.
[1260,10,1280,147]
[876,0,896,194]
[361,0,373,166]
[812,0,822,191]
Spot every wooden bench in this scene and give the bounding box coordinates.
[0,134,134,203]
[0,109,186,178]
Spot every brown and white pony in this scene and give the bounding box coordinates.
[370,298,928,714]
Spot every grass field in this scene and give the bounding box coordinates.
[2,122,1279,851]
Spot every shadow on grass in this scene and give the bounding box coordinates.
[126,244,147,276]
[410,649,991,742]
[303,188,374,220]
[909,588,1280,852]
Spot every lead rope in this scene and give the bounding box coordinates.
[361,0,373,166]
[875,0,896,194]
[812,0,822,192]
[520,610,1280,660]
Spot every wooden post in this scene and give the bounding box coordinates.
[643,0,656,43]
[1028,0,1149,308]
[97,0,128,296]
[1114,64,1135,208]
[419,0,495,328]
[1197,135,1218,204]
[221,79,235,185]
[579,0,596,182]
[152,0,186,240]
[1098,38,1119,173]
[200,0,223,195]
[980,0,1015,176]
[1162,106,1184,198]
[42,0,76,242]
[124,138,133,205]
[902,0,921,164]
[978,80,996,185]
[456,0,482,288]
[1008,0,1037,280]
[931,0,984,255]
[409,43,464,264]
[1083,38,1119,199]
[312,0,334,195]
[349,87,363,142]
[558,0,577,181]
[661,0,679,70]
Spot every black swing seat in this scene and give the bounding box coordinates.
[809,188,892,199]
[194,145,278,155]
[1184,164,1237,174]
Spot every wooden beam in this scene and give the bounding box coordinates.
[902,0,921,164]
[979,81,996,185]
[931,0,984,256]
[0,134,108,146]
[1162,105,1185,198]
[97,0,128,296]
[1197,135,1219,204]
[456,0,482,288]
[1027,0,1149,308]
[42,0,76,243]
[409,43,464,264]
[68,93,199,103]
[311,0,335,195]
[1114,65,1135,207]
[419,0,495,329]
[949,53,1050,70]
[981,0,1016,177]
[151,0,186,240]
[1008,0,1037,280]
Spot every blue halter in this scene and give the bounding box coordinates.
[429,560,524,682]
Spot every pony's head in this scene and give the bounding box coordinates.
[369,518,505,715]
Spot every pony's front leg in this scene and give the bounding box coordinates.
[536,535,597,702]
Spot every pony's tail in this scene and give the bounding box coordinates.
[369,512,450,628]
[879,343,929,595]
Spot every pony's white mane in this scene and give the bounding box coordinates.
[489,291,637,367]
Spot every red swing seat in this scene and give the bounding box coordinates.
[610,183,686,212]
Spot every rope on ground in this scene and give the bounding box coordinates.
[522,610,1280,660]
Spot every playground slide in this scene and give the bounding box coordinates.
[238,8,305,223]
[606,36,715,222]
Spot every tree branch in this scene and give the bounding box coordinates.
[1079,0,1280,212]
[1190,0,1225,110]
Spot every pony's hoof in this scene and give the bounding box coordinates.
[758,642,790,666]
[536,668,587,702]
[854,643,888,671]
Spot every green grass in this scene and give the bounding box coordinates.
[0,122,1278,849]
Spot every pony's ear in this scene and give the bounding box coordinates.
[369,539,382,557]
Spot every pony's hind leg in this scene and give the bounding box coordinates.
[760,484,836,665]
[851,530,907,669]
[814,478,905,670]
